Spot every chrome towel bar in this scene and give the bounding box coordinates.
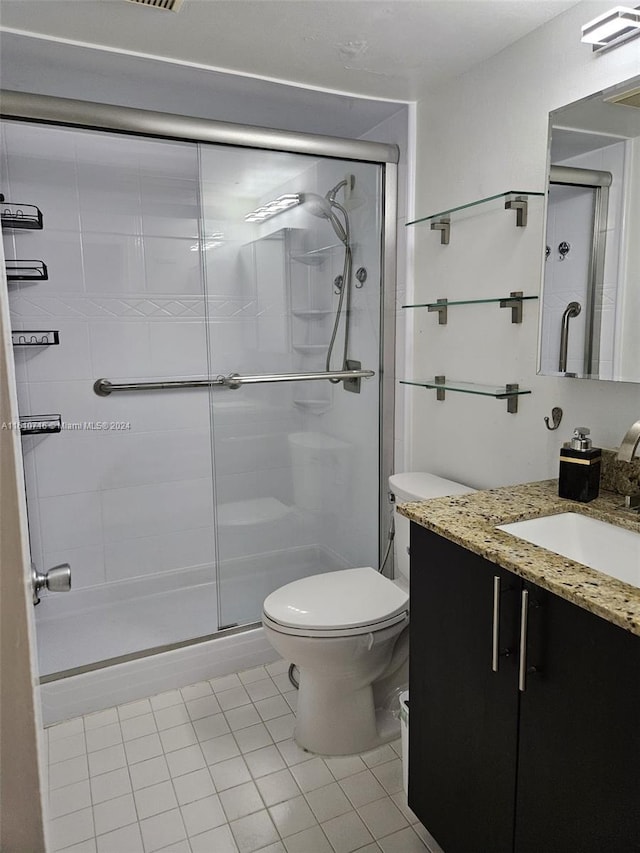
[94,368,375,396]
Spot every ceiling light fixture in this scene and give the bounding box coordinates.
[190,233,225,252]
[244,194,301,223]
[581,5,640,51]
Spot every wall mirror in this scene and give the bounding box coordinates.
[538,75,640,382]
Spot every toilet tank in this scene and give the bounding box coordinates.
[389,473,476,585]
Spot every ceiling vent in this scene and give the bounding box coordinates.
[605,86,640,109]
[125,0,184,11]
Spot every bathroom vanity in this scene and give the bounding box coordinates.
[400,481,640,853]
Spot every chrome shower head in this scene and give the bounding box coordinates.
[299,192,348,245]
[299,192,333,220]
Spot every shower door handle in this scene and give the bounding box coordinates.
[32,562,71,605]
[94,369,375,396]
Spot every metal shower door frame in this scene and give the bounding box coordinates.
[1,90,400,666]
[548,165,611,377]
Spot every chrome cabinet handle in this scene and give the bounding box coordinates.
[492,576,501,672]
[518,589,529,692]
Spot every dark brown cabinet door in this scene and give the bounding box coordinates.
[409,525,521,853]
[515,583,640,853]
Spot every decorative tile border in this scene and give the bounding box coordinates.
[9,296,259,320]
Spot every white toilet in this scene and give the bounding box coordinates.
[262,472,475,755]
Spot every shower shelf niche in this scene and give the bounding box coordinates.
[5,260,49,281]
[407,190,545,244]
[290,243,350,266]
[0,198,44,230]
[19,414,62,435]
[292,309,332,319]
[400,377,531,414]
[293,399,332,413]
[11,330,60,346]
[293,344,327,355]
[403,292,539,325]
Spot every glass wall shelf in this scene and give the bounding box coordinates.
[407,190,545,226]
[400,377,531,413]
[403,295,538,309]
[407,190,545,243]
[402,293,538,324]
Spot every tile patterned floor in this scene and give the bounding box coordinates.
[44,660,440,853]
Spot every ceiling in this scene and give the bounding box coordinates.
[0,0,584,101]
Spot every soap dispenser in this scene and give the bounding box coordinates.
[558,427,601,502]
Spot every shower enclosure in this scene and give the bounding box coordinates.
[0,92,397,685]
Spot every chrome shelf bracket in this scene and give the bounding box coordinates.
[504,195,529,227]
[499,291,525,323]
[428,298,448,325]
[430,218,450,245]
[504,383,520,414]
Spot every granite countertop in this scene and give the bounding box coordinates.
[398,480,640,637]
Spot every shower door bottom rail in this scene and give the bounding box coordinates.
[94,368,375,396]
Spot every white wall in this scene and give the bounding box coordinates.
[0,31,405,141]
[410,1,640,489]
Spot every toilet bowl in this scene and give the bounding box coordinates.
[263,567,408,754]
[262,472,475,755]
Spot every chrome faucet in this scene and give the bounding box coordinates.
[617,419,640,511]
[617,419,640,463]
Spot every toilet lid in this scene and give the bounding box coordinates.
[263,567,409,632]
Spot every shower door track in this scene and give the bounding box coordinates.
[39,622,262,683]
[2,88,399,675]
[0,90,399,163]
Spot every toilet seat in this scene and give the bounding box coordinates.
[262,567,409,638]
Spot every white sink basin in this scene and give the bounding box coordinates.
[497,512,640,589]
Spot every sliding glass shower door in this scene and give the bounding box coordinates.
[2,120,219,676]
[2,106,388,679]
[199,148,383,630]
